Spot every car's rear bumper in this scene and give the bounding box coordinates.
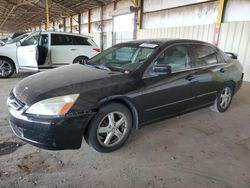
[235,73,244,94]
[8,109,95,150]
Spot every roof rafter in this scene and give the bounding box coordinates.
[0,0,115,32]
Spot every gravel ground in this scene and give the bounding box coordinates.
[0,73,250,188]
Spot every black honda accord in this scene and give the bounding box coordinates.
[7,39,243,153]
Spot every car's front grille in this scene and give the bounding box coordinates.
[7,92,25,111]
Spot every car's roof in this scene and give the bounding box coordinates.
[39,31,92,38]
[126,38,211,46]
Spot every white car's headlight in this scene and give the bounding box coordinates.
[25,94,79,116]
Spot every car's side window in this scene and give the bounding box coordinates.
[150,45,191,75]
[51,34,73,45]
[22,34,39,46]
[72,36,91,46]
[192,45,221,67]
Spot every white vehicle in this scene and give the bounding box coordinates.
[0,40,5,46]
[0,31,100,78]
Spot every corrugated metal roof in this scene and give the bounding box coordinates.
[0,0,114,32]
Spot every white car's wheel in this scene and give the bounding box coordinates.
[73,56,89,64]
[0,58,15,78]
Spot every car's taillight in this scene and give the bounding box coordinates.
[93,48,101,53]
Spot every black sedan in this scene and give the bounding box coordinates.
[7,39,243,153]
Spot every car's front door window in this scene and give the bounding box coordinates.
[147,45,191,76]
[22,34,39,46]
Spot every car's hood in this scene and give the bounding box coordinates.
[0,43,15,50]
[13,64,125,105]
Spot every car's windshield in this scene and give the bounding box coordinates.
[5,33,29,44]
[87,45,156,73]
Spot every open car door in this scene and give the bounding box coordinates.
[17,32,40,72]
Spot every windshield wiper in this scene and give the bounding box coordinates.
[84,62,111,71]
[84,62,127,73]
[94,64,111,71]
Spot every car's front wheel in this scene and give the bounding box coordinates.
[85,103,132,153]
[0,58,15,78]
[211,85,233,112]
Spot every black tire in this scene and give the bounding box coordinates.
[0,57,15,78]
[211,84,233,112]
[84,103,132,153]
[73,56,89,64]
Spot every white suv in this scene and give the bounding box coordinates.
[0,31,100,78]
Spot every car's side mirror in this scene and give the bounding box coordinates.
[16,41,22,47]
[152,64,172,75]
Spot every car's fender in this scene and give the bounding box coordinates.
[97,95,141,129]
[0,44,19,72]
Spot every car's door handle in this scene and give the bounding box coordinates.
[220,68,225,73]
[185,75,194,81]
[71,49,77,51]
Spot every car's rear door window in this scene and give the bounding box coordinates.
[51,34,73,45]
[72,36,91,46]
[191,44,222,67]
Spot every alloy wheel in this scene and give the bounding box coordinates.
[219,87,232,109]
[97,112,128,147]
[0,60,12,77]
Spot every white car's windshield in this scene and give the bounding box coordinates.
[5,33,29,44]
[87,45,156,73]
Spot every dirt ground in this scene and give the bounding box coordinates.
[0,73,250,188]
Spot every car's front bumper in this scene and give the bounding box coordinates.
[8,101,95,150]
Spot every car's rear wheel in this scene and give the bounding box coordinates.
[0,58,15,78]
[211,85,233,112]
[85,103,132,153]
[73,56,89,64]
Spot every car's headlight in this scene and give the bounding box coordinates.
[25,94,79,116]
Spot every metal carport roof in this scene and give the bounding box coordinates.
[0,0,114,32]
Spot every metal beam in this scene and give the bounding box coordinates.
[131,0,143,39]
[213,0,227,46]
[216,0,226,27]
[0,0,115,32]
[63,18,66,32]
[70,16,73,33]
[88,9,91,33]
[100,5,104,51]
[137,0,143,30]
[45,0,50,30]
[78,13,81,34]
[130,0,137,6]
[50,0,76,15]
[0,5,17,28]
[5,0,40,30]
